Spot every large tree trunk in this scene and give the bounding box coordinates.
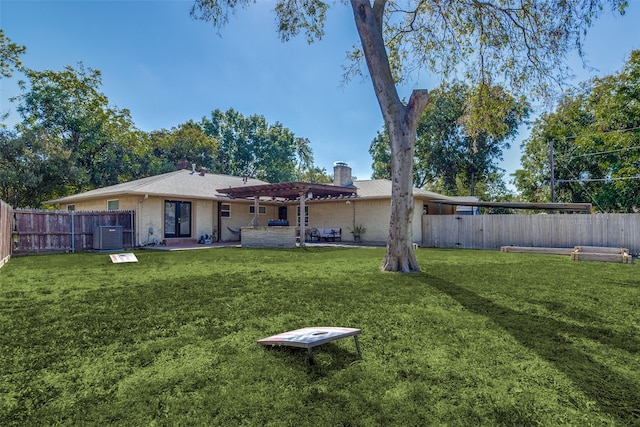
[383,123,420,272]
[351,0,430,272]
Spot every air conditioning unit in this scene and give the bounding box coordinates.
[93,226,124,250]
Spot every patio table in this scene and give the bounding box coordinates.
[257,327,361,365]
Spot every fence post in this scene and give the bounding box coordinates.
[0,200,14,268]
[71,210,75,253]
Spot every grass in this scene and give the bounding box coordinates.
[1,247,639,426]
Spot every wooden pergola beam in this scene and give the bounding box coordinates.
[217,182,357,200]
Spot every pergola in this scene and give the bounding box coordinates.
[217,182,358,246]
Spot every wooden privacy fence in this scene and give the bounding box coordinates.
[0,200,13,267]
[422,213,640,256]
[13,209,135,254]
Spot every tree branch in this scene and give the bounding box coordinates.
[406,89,430,128]
[350,0,402,120]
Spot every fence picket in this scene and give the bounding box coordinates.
[422,214,640,255]
[12,209,135,254]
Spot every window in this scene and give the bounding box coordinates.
[297,205,309,227]
[221,203,231,218]
[67,205,75,212]
[107,200,119,211]
[249,205,267,215]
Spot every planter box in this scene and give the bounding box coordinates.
[571,251,633,263]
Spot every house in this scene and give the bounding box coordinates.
[46,163,459,246]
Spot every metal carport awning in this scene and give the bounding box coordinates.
[432,199,592,213]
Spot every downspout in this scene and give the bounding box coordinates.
[217,201,222,242]
[138,195,147,247]
[352,200,356,229]
[130,210,135,248]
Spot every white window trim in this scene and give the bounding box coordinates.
[221,203,231,218]
[249,205,267,215]
[107,199,119,211]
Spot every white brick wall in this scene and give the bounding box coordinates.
[241,226,297,248]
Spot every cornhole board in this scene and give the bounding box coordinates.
[257,327,361,365]
[110,253,138,263]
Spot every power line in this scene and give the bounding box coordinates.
[550,126,640,162]
[556,175,640,183]
[552,125,640,143]
[545,126,640,209]
[555,170,608,213]
[570,145,640,159]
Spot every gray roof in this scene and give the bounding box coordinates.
[353,180,457,202]
[46,170,269,204]
[46,171,455,205]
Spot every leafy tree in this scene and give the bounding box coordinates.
[414,83,468,193]
[515,91,593,204]
[459,83,529,195]
[0,129,86,207]
[201,108,316,183]
[192,0,625,272]
[371,82,527,196]
[369,128,392,180]
[0,29,26,78]
[515,50,640,212]
[295,165,332,183]
[0,130,37,206]
[147,120,220,173]
[0,30,26,124]
[11,63,140,193]
[293,135,329,182]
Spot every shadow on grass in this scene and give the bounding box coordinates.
[420,275,640,425]
[260,342,361,374]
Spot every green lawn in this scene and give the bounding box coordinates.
[1,248,639,426]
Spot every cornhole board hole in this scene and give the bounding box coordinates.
[257,327,361,365]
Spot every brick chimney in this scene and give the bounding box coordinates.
[333,161,353,187]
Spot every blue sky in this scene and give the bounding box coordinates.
[1,0,639,186]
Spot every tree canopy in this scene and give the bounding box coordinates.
[515,49,640,212]
[370,81,528,197]
[201,108,316,183]
[2,61,327,207]
[0,29,26,79]
[11,64,140,196]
